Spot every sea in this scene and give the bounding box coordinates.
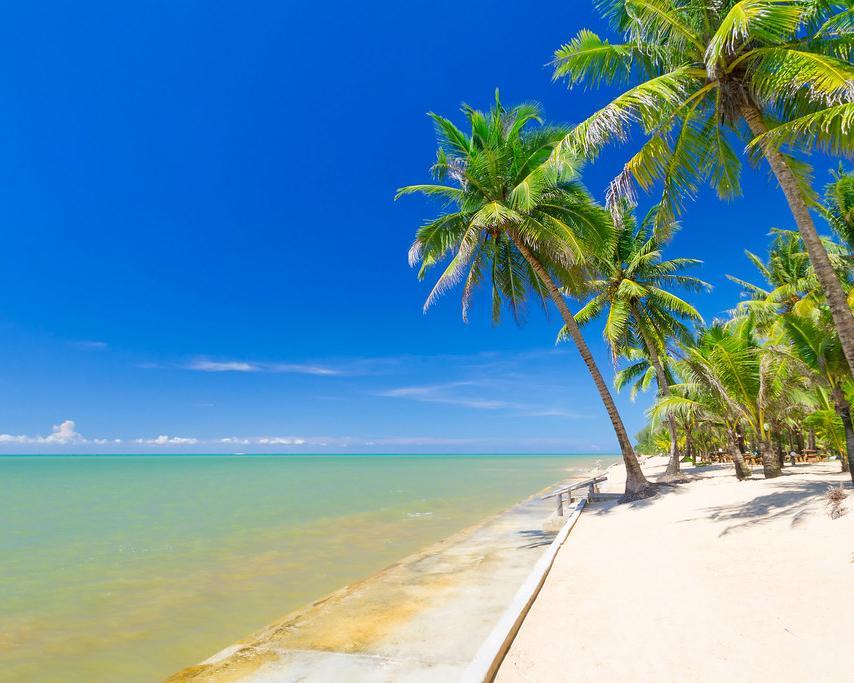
[0,453,614,681]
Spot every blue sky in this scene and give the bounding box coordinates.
[0,1,840,453]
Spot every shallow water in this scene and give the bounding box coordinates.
[0,454,613,682]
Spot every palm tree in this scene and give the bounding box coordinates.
[662,320,796,478]
[727,230,849,331]
[654,332,753,479]
[552,0,854,370]
[565,203,709,478]
[821,165,854,250]
[617,347,701,464]
[396,93,656,501]
[781,310,854,481]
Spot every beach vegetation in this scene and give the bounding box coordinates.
[552,0,854,371]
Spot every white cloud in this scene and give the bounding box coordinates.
[381,380,586,419]
[219,436,306,445]
[188,360,259,372]
[268,363,339,376]
[0,419,86,444]
[135,435,200,445]
[186,358,339,376]
[381,382,511,410]
[47,420,83,443]
[256,436,307,445]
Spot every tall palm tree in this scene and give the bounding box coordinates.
[552,0,854,370]
[396,93,656,501]
[781,310,854,480]
[564,204,709,478]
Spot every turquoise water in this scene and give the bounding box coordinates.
[0,454,613,681]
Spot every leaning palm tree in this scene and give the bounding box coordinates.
[564,203,709,478]
[655,332,753,479]
[396,93,656,501]
[663,320,795,478]
[553,0,854,370]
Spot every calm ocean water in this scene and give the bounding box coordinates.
[0,454,613,681]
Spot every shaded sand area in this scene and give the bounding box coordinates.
[498,457,854,683]
[168,478,584,682]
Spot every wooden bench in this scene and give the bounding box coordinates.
[542,474,608,516]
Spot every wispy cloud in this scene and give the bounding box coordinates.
[379,381,586,418]
[134,435,200,445]
[381,382,512,410]
[186,358,340,376]
[219,436,307,446]
[71,340,108,351]
[189,360,258,372]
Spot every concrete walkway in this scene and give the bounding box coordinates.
[168,482,575,682]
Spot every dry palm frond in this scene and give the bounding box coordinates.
[825,485,849,519]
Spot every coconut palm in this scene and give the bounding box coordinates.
[661,320,798,478]
[654,331,753,479]
[396,93,656,501]
[781,309,854,480]
[617,347,702,464]
[821,165,854,250]
[564,203,709,478]
[552,0,854,370]
[727,230,850,330]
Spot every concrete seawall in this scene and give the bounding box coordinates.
[168,477,584,682]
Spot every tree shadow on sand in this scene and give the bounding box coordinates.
[516,528,556,550]
[687,475,843,536]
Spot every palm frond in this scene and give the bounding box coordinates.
[747,102,854,156]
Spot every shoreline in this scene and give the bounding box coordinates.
[168,463,609,681]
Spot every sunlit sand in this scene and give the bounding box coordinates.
[498,457,854,682]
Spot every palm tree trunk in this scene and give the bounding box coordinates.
[758,438,782,479]
[741,102,854,373]
[830,387,854,482]
[727,428,752,480]
[509,232,656,501]
[631,303,680,478]
[686,424,696,466]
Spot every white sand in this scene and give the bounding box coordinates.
[497,458,854,683]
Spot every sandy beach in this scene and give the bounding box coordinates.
[168,457,854,682]
[498,457,854,683]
